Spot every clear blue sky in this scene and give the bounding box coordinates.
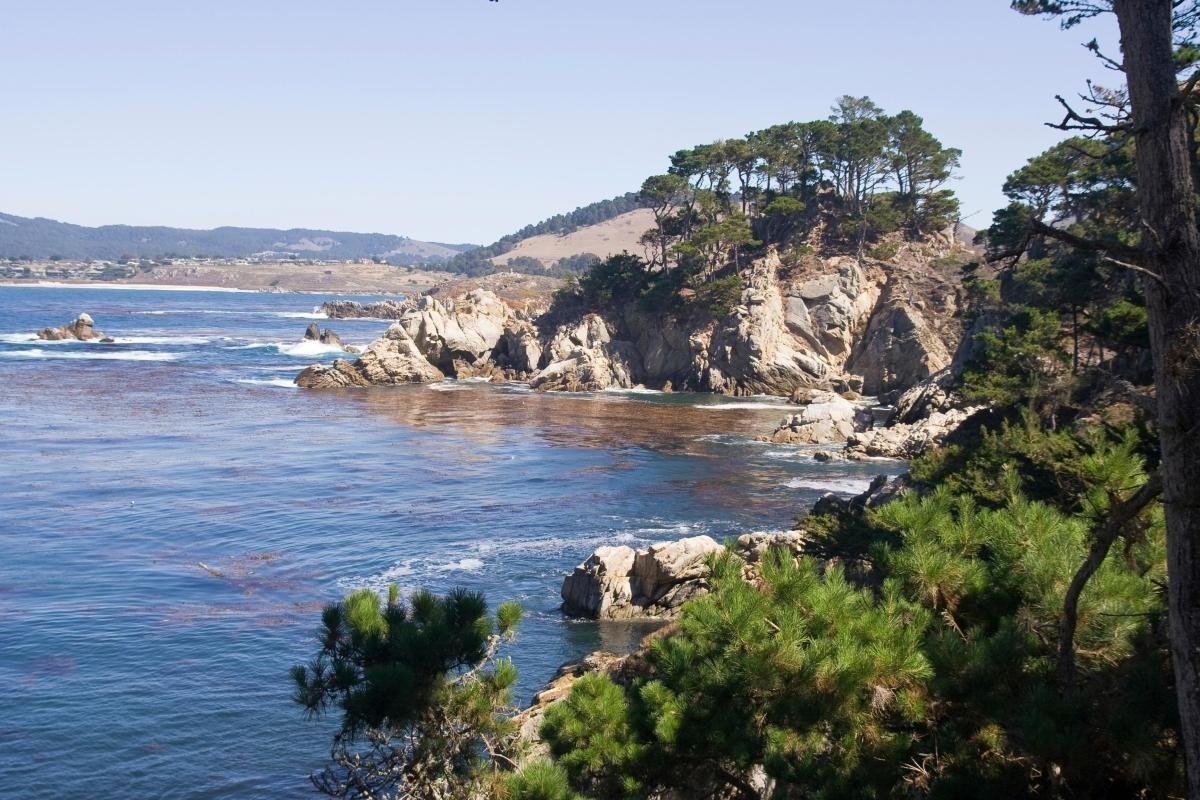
[0,1,1116,244]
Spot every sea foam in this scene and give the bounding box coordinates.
[783,476,875,495]
[0,348,179,362]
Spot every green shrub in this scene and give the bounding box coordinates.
[868,240,901,261]
[689,274,743,318]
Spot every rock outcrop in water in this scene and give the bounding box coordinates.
[561,532,808,620]
[321,299,408,319]
[558,475,908,622]
[767,390,865,444]
[294,323,444,388]
[37,313,109,342]
[302,323,357,353]
[763,369,986,458]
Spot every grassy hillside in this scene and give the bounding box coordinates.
[445,193,646,276]
[491,208,655,269]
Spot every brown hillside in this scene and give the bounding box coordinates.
[490,209,655,268]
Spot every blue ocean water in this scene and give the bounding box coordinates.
[0,286,896,798]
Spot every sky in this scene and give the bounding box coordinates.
[0,1,1121,245]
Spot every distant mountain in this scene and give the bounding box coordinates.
[0,212,476,263]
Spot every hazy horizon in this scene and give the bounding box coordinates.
[2,1,1117,244]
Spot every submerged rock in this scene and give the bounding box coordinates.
[38,313,106,342]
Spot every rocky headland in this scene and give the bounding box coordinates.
[305,232,985,458]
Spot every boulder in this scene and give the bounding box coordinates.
[531,345,637,392]
[768,391,864,444]
[564,534,822,620]
[318,328,357,352]
[561,545,638,619]
[844,405,983,460]
[810,474,909,519]
[561,535,722,620]
[303,322,321,341]
[38,313,105,341]
[294,323,444,388]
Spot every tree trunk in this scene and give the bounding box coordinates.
[1114,1,1200,794]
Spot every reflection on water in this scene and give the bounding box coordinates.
[352,382,785,454]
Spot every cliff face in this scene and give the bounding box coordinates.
[305,235,967,399]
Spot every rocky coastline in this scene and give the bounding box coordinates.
[514,473,909,759]
[303,236,984,460]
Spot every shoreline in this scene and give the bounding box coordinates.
[0,280,252,293]
[0,280,409,295]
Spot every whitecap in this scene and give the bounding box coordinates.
[111,335,212,345]
[276,340,350,357]
[691,401,789,411]
[601,386,664,395]
[270,311,328,320]
[0,348,178,362]
[783,476,875,495]
[0,333,41,344]
[133,309,236,316]
[234,378,298,389]
[439,557,485,572]
[0,333,209,346]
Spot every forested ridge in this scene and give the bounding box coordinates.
[0,212,472,263]
[291,2,1200,798]
[551,94,961,322]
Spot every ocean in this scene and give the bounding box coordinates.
[0,286,896,798]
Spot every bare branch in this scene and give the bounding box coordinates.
[1046,94,1129,133]
[1085,38,1124,71]
[1101,255,1167,285]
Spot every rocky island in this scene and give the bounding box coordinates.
[37,312,112,342]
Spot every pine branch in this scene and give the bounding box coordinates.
[1027,219,1165,283]
[1057,471,1163,697]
